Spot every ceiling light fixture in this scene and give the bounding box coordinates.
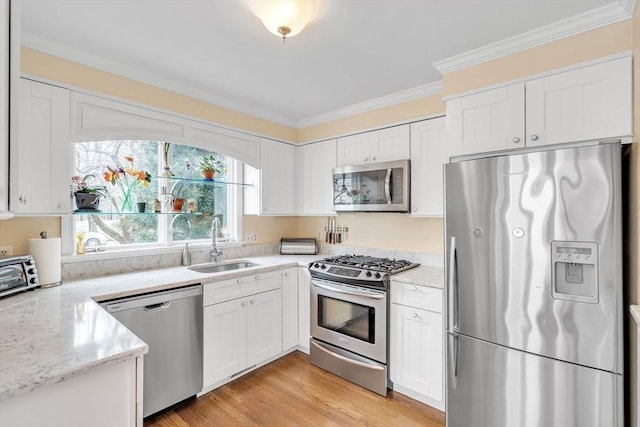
[248,0,319,44]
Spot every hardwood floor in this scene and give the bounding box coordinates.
[145,351,445,427]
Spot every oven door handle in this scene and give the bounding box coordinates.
[312,282,385,300]
[311,340,385,371]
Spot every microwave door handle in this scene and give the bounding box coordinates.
[384,168,392,204]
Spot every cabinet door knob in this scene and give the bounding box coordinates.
[250,299,255,305]
[412,207,417,212]
[530,134,539,141]
[371,155,376,161]
[412,313,418,319]
[57,202,64,209]
[363,157,368,162]
[236,279,242,284]
[411,286,418,291]
[254,275,260,280]
[512,137,521,144]
[241,301,247,307]
[284,272,289,277]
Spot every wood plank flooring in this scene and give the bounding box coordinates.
[145,351,445,427]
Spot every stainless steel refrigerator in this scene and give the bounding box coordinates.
[444,141,624,427]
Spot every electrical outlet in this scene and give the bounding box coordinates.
[245,233,258,243]
[316,231,322,239]
[0,246,12,257]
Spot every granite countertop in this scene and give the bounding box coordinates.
[391,265,444,288]
[0,254,320,402]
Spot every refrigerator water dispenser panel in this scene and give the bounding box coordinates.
[551,241,599,304]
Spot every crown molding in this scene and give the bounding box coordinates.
[434,1,633,75]
[21,32,300,128]
[296,81,443,129]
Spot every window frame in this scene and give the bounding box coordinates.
[63,141,245,257]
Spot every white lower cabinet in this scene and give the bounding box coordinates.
[0,356,142,427]
[390,280,444,410]
[297,266,311,353]
[203,271,282,389]
[281,267,299,351]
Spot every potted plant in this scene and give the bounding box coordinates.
[169,181,187,212]
[199,154,225,180]
[71,175,107,211]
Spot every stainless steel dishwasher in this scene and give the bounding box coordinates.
[101,284,203,418]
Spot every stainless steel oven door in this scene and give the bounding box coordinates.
[311,278,387,363]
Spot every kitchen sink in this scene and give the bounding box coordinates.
[188,260,259,273]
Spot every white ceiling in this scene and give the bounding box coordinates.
[21,0,621,128]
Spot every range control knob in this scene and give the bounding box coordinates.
[29,277,38,284]
[320,264,326,269]
[366,271,372,277]
[313,263,320,268]
[26,258,34,265]
[374,272,381,279]
[28,268,37,275]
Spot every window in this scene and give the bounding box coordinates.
[73,140,241,252]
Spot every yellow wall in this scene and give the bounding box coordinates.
[0,217,60,255]
[443,20,633,97]
[297,215,444,253]
[21,48,298,143]
[298,95,445,143]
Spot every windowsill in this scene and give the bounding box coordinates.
[62,240,244,264]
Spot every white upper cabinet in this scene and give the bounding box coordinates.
[11,79,71,214]
[410,117,448,217]
[447,56,632,156]
[337,124,410,166]
[447,84,525,155]
[295,139,336,215]
[525,57,632,146]
[245,138,295,215]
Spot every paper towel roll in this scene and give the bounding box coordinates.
[28,237,62,287]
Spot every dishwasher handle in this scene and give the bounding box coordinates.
[101,284,202,313]
[144,301,171,311]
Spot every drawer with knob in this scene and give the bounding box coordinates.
[203,270,281,306]
[390,281,442,313]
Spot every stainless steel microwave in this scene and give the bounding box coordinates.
[332,159,410,212]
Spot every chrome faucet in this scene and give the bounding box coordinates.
[210,217,223,262]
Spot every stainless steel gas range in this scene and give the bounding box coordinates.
[308,254,418,395]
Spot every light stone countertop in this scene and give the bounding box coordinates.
[631,305,640,327]
[390,265,445,288]
[0,254,321,402]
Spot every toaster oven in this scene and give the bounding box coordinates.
[0,255,39,298]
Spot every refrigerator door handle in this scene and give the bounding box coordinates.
[448,333,459,389]
[448,235,459,330]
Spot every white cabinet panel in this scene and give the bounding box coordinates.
[248,289,282,365]
[526,56,632,146]
[188,123,260,169]
[447,84,525,155]
[70,92,185,143]
[390,280,444,410]
[281,268,298,351]
[337,124,410,166]
[370,124,411,163]
[246,138,295,215]
[410,117,448,217]
[297,267,311,352]
[0,1,8,213]
[203,297,248,386]
[297,139,336,215]
[390,304,443,406]
[11,79,71,214]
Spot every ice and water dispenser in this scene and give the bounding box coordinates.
[551,241,599,304]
